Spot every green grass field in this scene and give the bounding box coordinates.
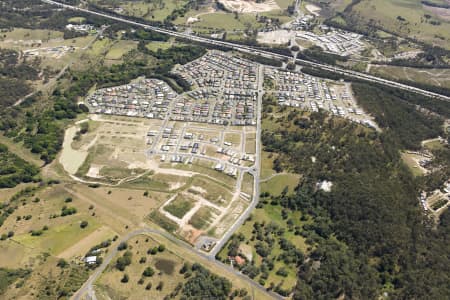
[115,0,189,22]
[350,0,450,49]
[105,40,137,60]
[13,218,99,256]
[191,12,261,31]
[260,173,300,196]
[68,17,86,24]
[145,41,172,51]
[1,28,63,41]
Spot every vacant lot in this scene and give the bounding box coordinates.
[189,206,220,230]
[164,194,195,218]
[189,176,234,206]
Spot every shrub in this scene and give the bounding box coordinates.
[117,242,128,251]
[57,258,68,268]
[142,266,155,277]
[121,274,129,283]
[80,221,88,229]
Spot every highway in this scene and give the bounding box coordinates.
[42,0,450,101]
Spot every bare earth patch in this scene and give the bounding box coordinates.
[423,4,450,21]
[305,4,321,16]
[218,0,279,13]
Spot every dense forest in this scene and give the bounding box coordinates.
[256,83,450,298]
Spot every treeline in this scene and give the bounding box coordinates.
[125,29,169,42]
[181,263,233,300]
[298,46,349,65]
[421,0,450,9]
[0,144,39,188]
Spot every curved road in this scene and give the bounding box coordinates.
[72,227,283,300]
[42,0,450,101]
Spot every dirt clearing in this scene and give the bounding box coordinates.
[218,0,280,13]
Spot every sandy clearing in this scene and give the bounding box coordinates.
[59,125,90,174]
[218,0,279,13]
[86,164,104,178]
[257,29,294,45]
[57,226,114,259]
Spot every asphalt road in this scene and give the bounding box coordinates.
[41,0,450,101]
[209,64,265,258]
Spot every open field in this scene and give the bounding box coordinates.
[188,12,262,31]
[145,41,172,51]
[241,172,254,197]
[13,218,100,256]
[370,65,450,88]
[105,40,137,60]
[401,152,429,176]
[0,183,119,299]
[0,28,63,42]
[347,0,450,49]
[260,173,300,196]
[260,151,277,179]
[120,0,189,21]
